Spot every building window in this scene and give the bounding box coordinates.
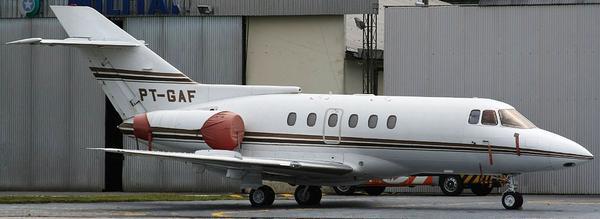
[328,114,338,127]
[368,115,378,129]
[481,110,498,126]
[468,110,481,124]
[348,114,358,128]
[287,112,297,126]
[307,113,317,127]
[387,115,397,129]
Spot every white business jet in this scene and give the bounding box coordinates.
[8,6,593,210]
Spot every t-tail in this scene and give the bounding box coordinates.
[7,6,300,120]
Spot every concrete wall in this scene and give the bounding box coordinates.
[384,5,600,194]
[343,60,384,95]
[246,16,346,94]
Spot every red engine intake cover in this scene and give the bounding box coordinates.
[200,111,245,150]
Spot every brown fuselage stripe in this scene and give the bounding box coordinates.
[92,73,194,82]
[90,67,186,77]
[118,126,592,160]
[95,78,197,84]
[90,67,195,83]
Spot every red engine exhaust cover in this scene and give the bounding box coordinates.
[200,111,245,150]
[133,113,152,141]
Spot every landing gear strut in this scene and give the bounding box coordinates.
[249,185,275,207]
[294,185,322,206]
[501,175,523,210]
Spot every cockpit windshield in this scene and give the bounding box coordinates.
[498,109,536,129]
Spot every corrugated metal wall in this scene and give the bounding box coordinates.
[0,18,105,190]
[2,0,377,18]
[0,16,242,191]
[193,0,378,16]
[122,16,242,192]
[384,5,600,194]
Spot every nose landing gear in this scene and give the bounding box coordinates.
[501,175,523,210]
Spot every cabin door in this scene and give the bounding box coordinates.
[323,108,343,144]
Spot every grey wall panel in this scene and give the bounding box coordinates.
[67,47,106,190]
[196,17,242,84]
[480,0,600,6]
[0,18,104,191]
[0,1,19,18]
[30,19,71,189]
[0,19,32,189]
[193,0,378,16]
[385,5,600,194]
[122,16,242,192]
[125,16,242,84]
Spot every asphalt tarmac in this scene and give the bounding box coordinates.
[1,194,599,218]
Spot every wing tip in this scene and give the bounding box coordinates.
[6,38,42,45]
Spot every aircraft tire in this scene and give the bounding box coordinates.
[502,191,523,210]
[332,186,357,195]
[249,185,275,207]
[439,175,464,196]
[471,183,493,196]
[363,186,386,196]
[295,185,322,206]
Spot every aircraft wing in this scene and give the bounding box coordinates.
[89,148,353,176]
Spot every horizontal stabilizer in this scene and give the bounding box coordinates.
[88,148,354,176]
[6,38,141,47]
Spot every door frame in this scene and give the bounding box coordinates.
[322,108,343,144]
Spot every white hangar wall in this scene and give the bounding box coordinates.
[246,16,346,94]
[384,5,600,194]
[0,16,242,191]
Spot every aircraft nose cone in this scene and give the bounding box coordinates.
[577,144,594,158]
[561,136,593,159]
[538,129,593,161]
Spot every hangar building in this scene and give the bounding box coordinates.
[0,0,376,191]
[1,0,599,195]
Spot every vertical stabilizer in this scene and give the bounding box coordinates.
[49,6,199,119]
[8,6,303,120]
[51,6,137,43]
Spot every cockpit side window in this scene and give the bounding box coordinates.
[481,110,498,126]
[468,110,481,124]
[499,109,536,129]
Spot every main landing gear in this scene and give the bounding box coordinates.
[249,185,323,207]
[501,175,523,210]
[294,185,322,206]
[249,185,276,207]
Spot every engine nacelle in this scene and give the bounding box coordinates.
[129,110,245,150]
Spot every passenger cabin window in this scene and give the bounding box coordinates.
[328,114,338,127]
[468,110,481,124]
[499,109,536,129]
[307,113,317,127]
[287,112,297,126]
[348,114,358,128]
[368,115,378,129]
[387,115,397,129]
[481,110,498,126]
